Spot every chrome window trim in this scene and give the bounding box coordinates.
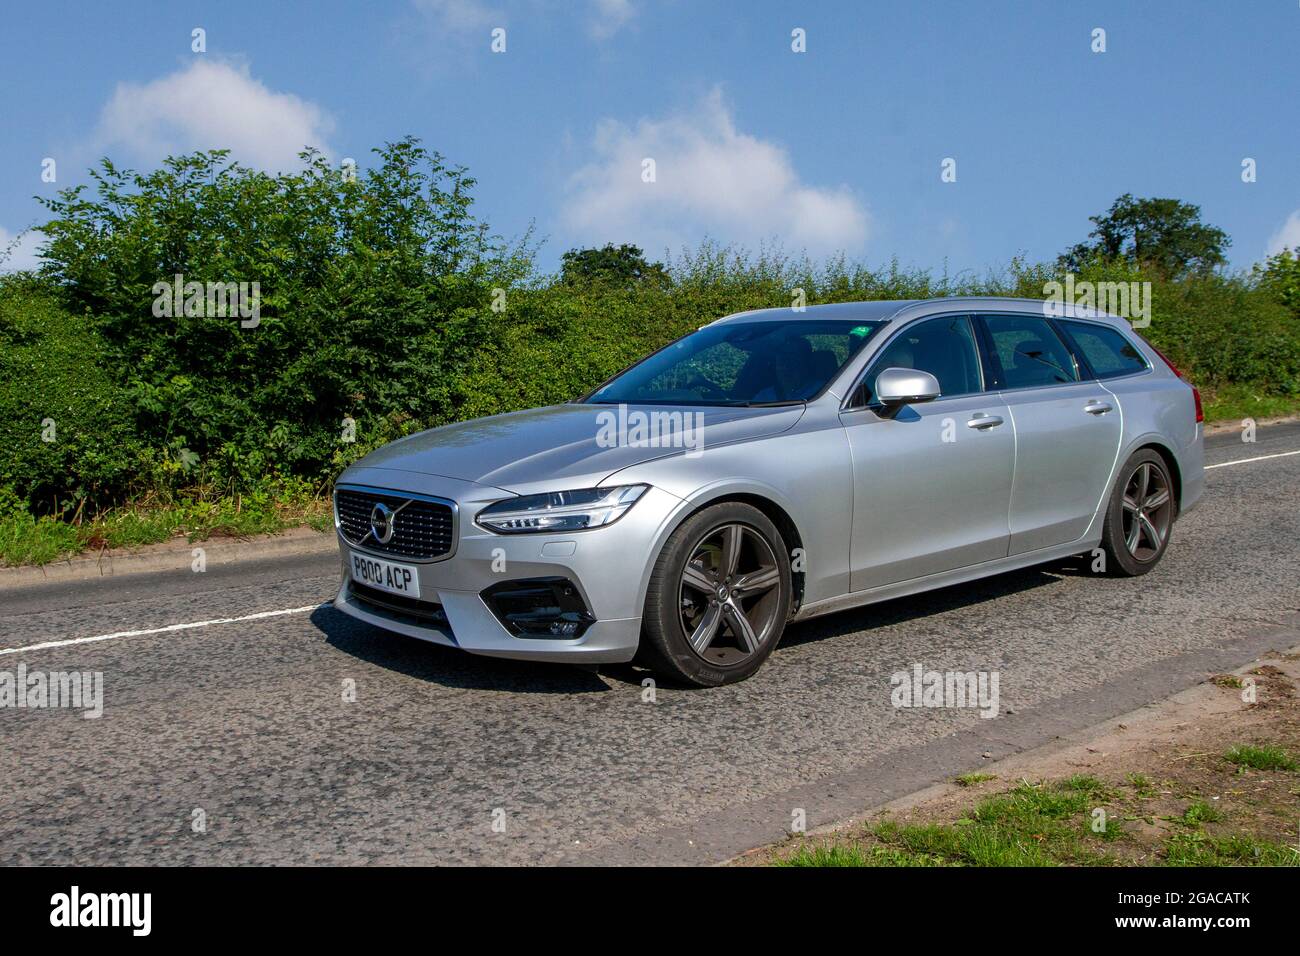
[987,378,1093,396]
[1084,366,1155,384]
[334,482,460,564]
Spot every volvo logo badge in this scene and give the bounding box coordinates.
[369,502,396,543]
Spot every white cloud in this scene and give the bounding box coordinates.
[588,0,635,39]
[0,228,44,273]
[562,88,869,256]
[1267,210,1300,256]
[95,59,336,171]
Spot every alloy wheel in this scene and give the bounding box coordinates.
[677,523,783,667]
[1120,461,1173,561]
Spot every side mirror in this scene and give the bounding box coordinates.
[873,367,941,406]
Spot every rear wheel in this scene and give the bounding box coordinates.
[638,502,791,687]
[1099,449,1176,576]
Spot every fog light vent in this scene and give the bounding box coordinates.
[481,577,595,639]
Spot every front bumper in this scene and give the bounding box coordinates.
[331,467,683,664]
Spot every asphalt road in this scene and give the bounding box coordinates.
[2,423,1298,865]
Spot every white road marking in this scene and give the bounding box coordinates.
[4,446,1299,658]
[0,604,326,656]
[1205,449,1300,470]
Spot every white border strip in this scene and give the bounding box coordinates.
[1205,449,1300,470]
[0,604,325,656]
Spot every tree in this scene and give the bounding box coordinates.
[560,243,669,286]
[1059,193,1230,278]
[1254,248,1300,317]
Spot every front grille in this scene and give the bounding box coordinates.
[335,488,454,560]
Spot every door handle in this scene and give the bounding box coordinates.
[1084,400,1113,415]
[966,413,1004,430]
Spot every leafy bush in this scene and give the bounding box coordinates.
[35,138,527,502]
[1254,249,1300,317]
[0,274,140,510]
[1152,272,1300,394]
[456,248,1299,427]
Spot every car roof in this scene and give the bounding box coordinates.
[709,297,1134,330]
[710,300,921,325]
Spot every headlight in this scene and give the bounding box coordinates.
[475,484,649,534]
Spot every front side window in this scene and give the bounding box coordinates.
[586,320,884,406]
[1059,320,1149,379]
[982,314,1080,389]
[861,315,983,402]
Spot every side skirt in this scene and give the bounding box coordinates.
[791,536,1103,624]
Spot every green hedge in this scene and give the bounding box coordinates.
[6,252,1299,516]
[9,140,1300,516]
[453,254,1300,425]
[0,276,140,512]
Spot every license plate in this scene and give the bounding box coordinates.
[349,552,421,598]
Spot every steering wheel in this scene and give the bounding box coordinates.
[685,372,727,399]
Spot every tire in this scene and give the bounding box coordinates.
[1099,449,1177,577]
[638,502,792,687]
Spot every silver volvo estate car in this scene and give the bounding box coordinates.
[333,297,1204,686]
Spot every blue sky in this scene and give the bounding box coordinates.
[2,0,1298,275]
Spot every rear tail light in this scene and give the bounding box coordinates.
[1144,340,1203,423]
[1147,341,1182,377]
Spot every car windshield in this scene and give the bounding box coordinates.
[585,319,886,406]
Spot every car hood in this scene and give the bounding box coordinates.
[351,403,804,491]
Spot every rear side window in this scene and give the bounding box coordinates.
[1059,320,1149,379]
[981,314,1080,389]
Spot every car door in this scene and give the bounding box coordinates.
[841,314,1015,591]
[977,312,1123,555]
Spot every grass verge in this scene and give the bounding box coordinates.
[759,657,1300,867]
[1201,385,1300,425]
[0,485,332,567]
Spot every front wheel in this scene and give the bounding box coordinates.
[1099,449,1177,576]
[638,502,791,687]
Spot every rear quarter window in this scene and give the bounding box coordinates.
[1060,320,1149,379]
